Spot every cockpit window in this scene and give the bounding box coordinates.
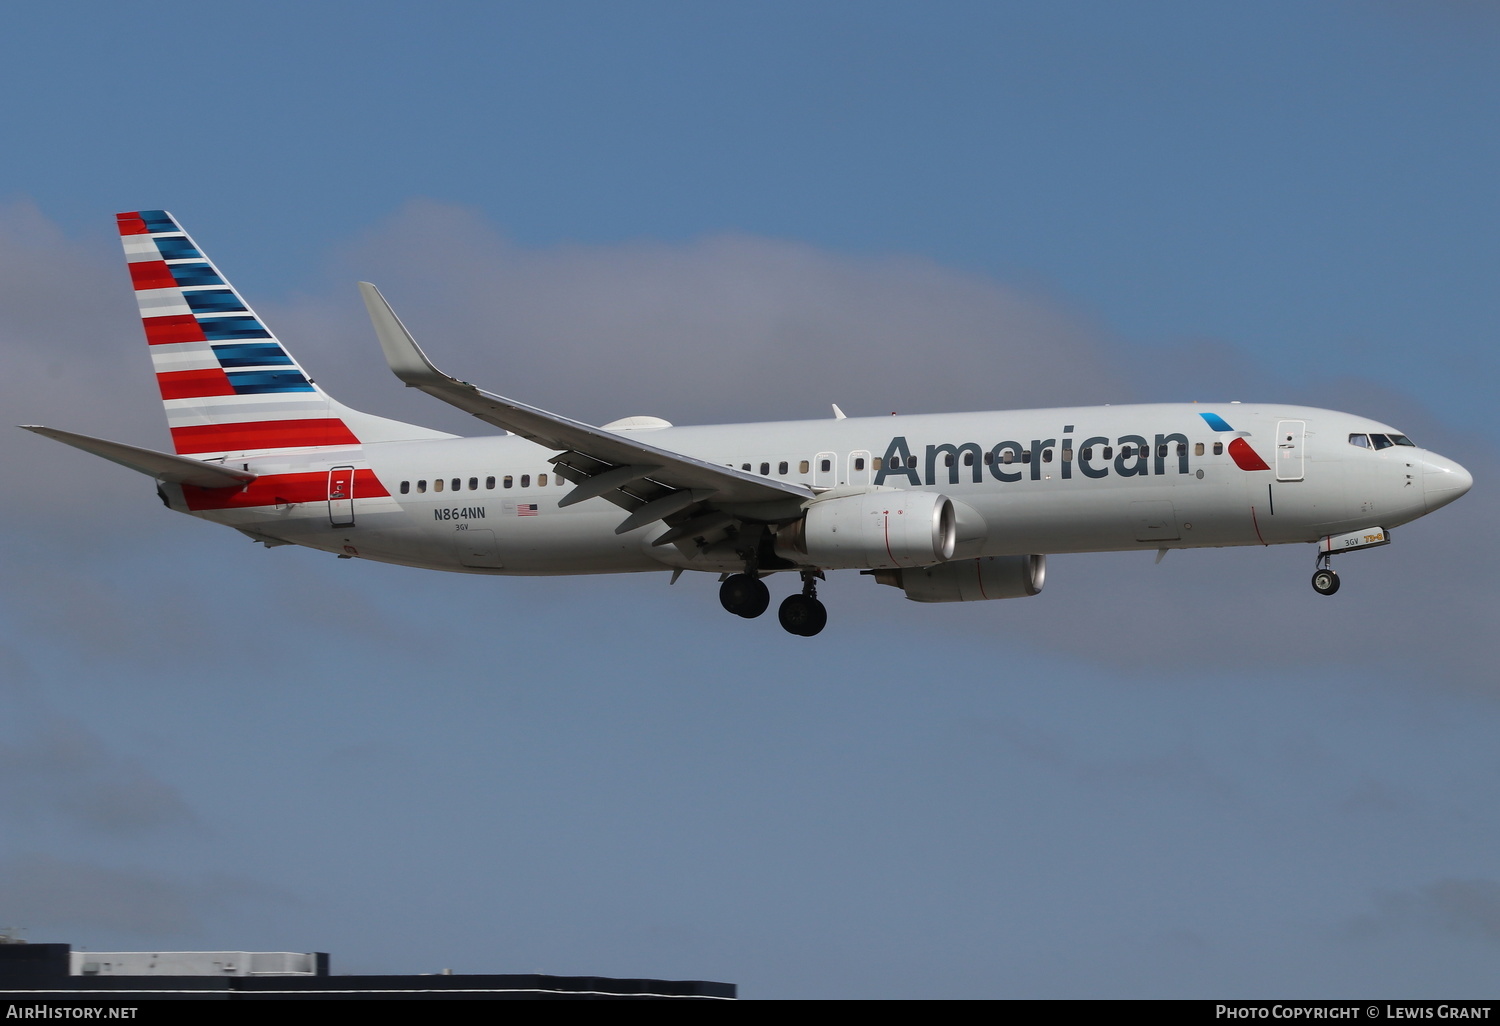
[1370,434,1394,450]
[1348,434,1369,448]
[1389,434,1415,446]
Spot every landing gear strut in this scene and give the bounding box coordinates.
[778,571,828,637]
[719,573,770,618]
[1311,552,1340,596]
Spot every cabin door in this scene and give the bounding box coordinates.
[1275,420,1305,482]
[328,466,355,526]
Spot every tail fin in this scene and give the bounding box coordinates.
[117,210,451,457]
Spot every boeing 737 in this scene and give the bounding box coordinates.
[23,211,1474,636]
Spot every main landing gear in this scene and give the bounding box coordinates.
[718,570,828,636]
[778,572,828,637]
[719,573,770,618]
[1311,552,1340,596]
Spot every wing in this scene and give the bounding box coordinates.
[359,284,812,544]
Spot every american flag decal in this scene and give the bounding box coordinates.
[516,503,539,516]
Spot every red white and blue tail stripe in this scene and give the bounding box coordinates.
[118,209,360,457]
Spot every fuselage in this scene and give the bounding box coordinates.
[164,402,1470,577]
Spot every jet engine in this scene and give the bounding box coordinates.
[866,554,1046,602]
[774,490,956,570]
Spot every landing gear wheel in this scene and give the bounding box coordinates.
[1311,568,1340,596]
[720,574,770,618]
[778,593,828,636]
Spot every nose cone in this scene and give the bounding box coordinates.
[1423,453,1473,513]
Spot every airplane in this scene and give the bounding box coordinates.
[22,210,1474,636]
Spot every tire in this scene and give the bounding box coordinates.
[720,574,771,618]
[778,594,828,636]
[1311,568,1340,596]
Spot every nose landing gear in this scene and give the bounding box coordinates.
[1311,553,1340,596]
[778,571,828,637]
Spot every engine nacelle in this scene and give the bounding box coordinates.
[868,554,1046,603]
[775,490,957,570]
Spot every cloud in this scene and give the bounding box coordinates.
[0,698,195,836]
[1349,878,1500,945]
[0,853,274,939]
[262,199,1136,430]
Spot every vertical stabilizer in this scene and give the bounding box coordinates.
[117,210,451,457]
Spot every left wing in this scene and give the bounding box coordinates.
[359,284,812,541]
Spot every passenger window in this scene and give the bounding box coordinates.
[984,451,994,465]
[1103,446,1113,460]
[451,478,460,491]
[1212,442,1223,456]
[907,456,918,469]
[856,457,868,471]
[400,481,410,494]
[538,474,548,487]
[799,460,809,474]
[819,459,831,473]
[1349,434,1369,448]
[503,476,513,489]
[760,462,770,475]
[1194,442,1204,456]
[1157,444,1168,458]
[1061,448,1073,462]
[434,479,444,492]
[1022,451,1032,464]
[486,476,496,489]
[417,480,427,493]
[1081,447,1092,461]
[521,474,530,487]
[469,477,478,490]
[1042,448,1053,463]
[1177,443,1187,457]
[778,462,788,475]
[1002,451,1014,465]
[944,454,954,468]
[741,463,750,472]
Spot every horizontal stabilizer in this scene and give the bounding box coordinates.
[21,426,258,488]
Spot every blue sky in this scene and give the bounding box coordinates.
[1,1,1497,998]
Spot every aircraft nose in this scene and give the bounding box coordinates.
[1423,453,1473,513]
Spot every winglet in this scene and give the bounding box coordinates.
[358,282,451,388]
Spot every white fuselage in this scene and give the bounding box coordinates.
[163,402,1467,577]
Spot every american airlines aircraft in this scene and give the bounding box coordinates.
[24,211,1474,636]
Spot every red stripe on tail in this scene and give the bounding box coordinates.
[143,315,207,345]
[156,369,236,401]
[128,260,177,290]
[116,212,148,236]
[171,419,361,454]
